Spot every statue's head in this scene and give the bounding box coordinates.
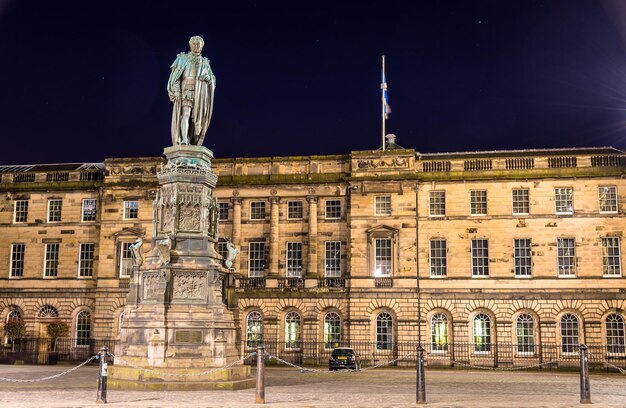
[189,36,205,55]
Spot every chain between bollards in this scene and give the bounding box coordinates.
[96,346,110,404]
[416,345,426,405]
[579,344,591,404]
[255,345,265,404]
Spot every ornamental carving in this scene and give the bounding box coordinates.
[179,205,201,231]
[357,158,409,169]
[110,166,157,175]
[142,271,166,301]
[172,271,206,300]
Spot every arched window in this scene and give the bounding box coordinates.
[431,314,449,352]
[606,314,625,354]
[118,311,125,335]
[75,310,91,346]
[37,305,59,319]
[376,312,393,350]
[560,314,579,354]
[473,313,491,353]
[246,311,263,349]
[516,314,535,354]
[284,311,301,349]
[324,312,341,349]
[6,309,21,322]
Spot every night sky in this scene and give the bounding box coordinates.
[2,0,626,165]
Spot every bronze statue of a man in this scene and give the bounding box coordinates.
[167,36,216,146]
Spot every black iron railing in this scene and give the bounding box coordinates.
[0,338,116,365]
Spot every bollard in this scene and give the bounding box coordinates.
[96,346,109,404]
[255,345,265,404]
[579,344,591,404]
[416,345,426,405]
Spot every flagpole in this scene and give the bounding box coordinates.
[382,55,386,151]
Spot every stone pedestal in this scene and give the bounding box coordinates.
[109,145,253,391]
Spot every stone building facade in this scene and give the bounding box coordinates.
[0,146,625,360]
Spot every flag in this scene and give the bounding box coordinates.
[382,70,391,119]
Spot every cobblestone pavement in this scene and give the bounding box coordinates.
[1,365,625,407]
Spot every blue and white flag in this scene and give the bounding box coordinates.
[382,70,391,119]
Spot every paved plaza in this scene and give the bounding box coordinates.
[0,365,625,407]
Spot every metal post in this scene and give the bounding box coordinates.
[255,345,265,404]
[96,346,109,404]
[579,344,591,404]
[416,345,426,405]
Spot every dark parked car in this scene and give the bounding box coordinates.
[328,347,360,371]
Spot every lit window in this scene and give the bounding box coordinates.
[78,243,95,277]
[471,239,489,277]
[599,186,618,213]
[473,313,491,353]
[248,242,266,277]
[324,312,341,349]
[514,239,532,277]
[44,243,60,278]
[325,199,341,219]
[287,201,303,219]
[374,239,392,277]
[10,244,25,278]
[286,242,303,277]
[512,189,529,215]
[81,199,97,222]
[119,242,133,278]
[431,314,449,352]
[250,201,266,220]
[470,190,487,215]
[375,196,391,216]
[516,314,535,354]
[76,310,91,346]
[48,199,62,222]
[324,241,341,277]
[123,201,139,219]
[14,200,28,223]
[376,312,393,350]
[246,311,263,349]
[557,238,576,277]
[429,191,445,217]
[560,314,579,354]
[602,237,621,277]
[285,311,301,349]
[429,239,447,277]
[606,314,625,354]
[554,188,573,215]
[218,202,229,221]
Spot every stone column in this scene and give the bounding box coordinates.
[307,196,318,277]
[231,197,242,269]
[269,197,280,275]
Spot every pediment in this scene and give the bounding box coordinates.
[110,227,145,239]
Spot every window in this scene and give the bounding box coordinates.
[246,311,263,349]
[429,191,445,217]
[248,242,265,277]
[217,240,228,261]
[325,199,341,219]
[10,244,25,278]
[599,186,618,213]
[375,196,391,216]
[324,312,341,349]
[14,200,28,223]
[374,238,392,277]
[560,314,579,354]
[78,243,95,277]
[250,201,266,220]
[606,314,625,354]
[473,313,491,352]
[118,312,125,335]
[554,188,573,214]
[376,312,393,350]
[285,311,301,349]
[602,237,621,276]
[512,189,529,215]
[286,242,303,277]
[431,314,449,352]
[6,309,21,323]
[38,305,59,318]
[324,241,341,277]
[47,199,62,222]
[218,202,229,221]
[75,310,91,346]
[119,242,133,278]
[516,314,535,354]
[81,199,97,222]
[429,239,447,277]
[123,200,139,219]
[557,238,576,277]
[470,190,487,215]
[514,239,532,277]
[287,201,303,219]
[471,239,489,277]
[44,243,59,277]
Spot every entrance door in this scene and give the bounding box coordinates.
[38,323,50,364]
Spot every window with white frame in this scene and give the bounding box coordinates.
[516,314,535,354]
[118,242,133,278]
[38,305,59,318]
[4,309,22,346]
[250,201,266,220]
[375,196,391,216]
[81,199,97,222]
[470,190,487,215]
[123,200,139,219]
[325,199,341,219]
[602,237,621,276]
[431,313,449,352]
[14,200,28,223]
[512,189,529,215]
[606,314,625,354]
[218,202,229,221]
[324,241,341,277]
[471,239,489,277]
[429,191,445,216]
[248,242,265,277]
[47,199,62,222]
[10,244,25,278]
[374,238,392,277]
[560,314,579,354]
[44,243,59,277]
[324,312,341,349]
[429,239,447,277]
[287,200,303,219]
[514,239,532,277]
[599,186,618,213]
[285,311,301,349]
[78,243,95,277]
[246,311,263,349]
[554,188,573,214]
[286,242,303,277]
[557,238,576,277]
[473,313,491,352]
[376,312,393,350]
[75,310,91,346]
